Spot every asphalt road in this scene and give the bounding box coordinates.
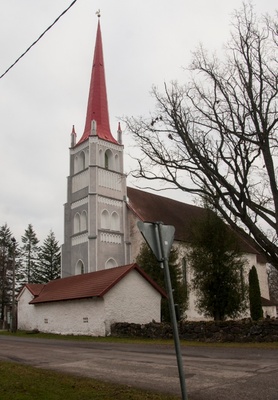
[0,335,278,399]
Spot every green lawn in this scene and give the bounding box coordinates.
[1,330,278,349]
[0,361,179,400]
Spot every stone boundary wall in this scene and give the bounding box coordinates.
[111,319,278,342]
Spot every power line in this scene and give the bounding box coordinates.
[0,0,79,80]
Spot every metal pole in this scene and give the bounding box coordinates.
[11,238,16,333]
[155,223,188,400]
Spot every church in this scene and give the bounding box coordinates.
[17,17,276,335]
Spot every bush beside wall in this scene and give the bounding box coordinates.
[111,319,278,342]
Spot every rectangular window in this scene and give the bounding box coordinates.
[83,317,88,323]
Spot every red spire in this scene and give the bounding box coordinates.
[77,19,117,145]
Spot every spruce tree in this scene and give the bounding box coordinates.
[19,224,40,284]
[136,243,187,322]
[188,208,247,321]
[0,224,17,323]
[36,230,61,283]
[248,266,263,321]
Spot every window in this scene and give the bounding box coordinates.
[74,213,81,233]
[99,149,104,167]
[101,210,110,229]
[80,151,86,170]
[114,154,119,171]
[105,258,117,269]
[104,149,113,170]
[74,155,79,174]
[76,260,84,275]
[80,211,87,231]
[111,211,120,231]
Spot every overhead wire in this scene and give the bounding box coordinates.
[0,0,79,80]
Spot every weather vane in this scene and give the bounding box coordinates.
[96,9,101,18]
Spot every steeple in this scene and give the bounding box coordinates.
[62,13,129,279]
[77,17,117,145]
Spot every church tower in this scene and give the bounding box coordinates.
[61,16,130,277]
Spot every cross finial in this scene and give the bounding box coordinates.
[96,9,101,18]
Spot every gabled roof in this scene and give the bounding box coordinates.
[127,186,266,260]
[29,264,166,304]
[26,283,45,296]
[127,186,209,243]
[77,19,117,146]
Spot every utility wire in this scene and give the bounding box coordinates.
[0,0,78,80]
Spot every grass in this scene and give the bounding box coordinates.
[1,329,278,349]
[0,361,179,400]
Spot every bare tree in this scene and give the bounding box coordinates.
[125,3,278,268]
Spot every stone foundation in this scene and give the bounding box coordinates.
[111,319,278,342]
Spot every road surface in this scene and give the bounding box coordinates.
[0,335,277,399]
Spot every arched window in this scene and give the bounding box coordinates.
[99,149,104,168]
[105,258,117,269]
[74,155,79,174]
[104,149,113,170]
[114,154,119,172]
[74,213,81,233]
[80,151,86,170]
[111,211,120,231]
[101,210,110,229]
[85,149,89,168]
[74,151,86,174]
[80,211,87,231]
[76,260,84,275]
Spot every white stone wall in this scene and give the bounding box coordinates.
[17,287,38,331]
[17,271,162,336]
[104,270,162,333]
[185,252,271,321]
[33,299,105,336]
[18,291,106,336]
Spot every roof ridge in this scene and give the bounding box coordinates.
[28,263,166,304]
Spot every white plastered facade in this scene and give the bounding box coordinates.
[17,270,162,336]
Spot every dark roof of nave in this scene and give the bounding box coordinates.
[127,186,207,243]
[126,186,266,262]
[27,263,166,304]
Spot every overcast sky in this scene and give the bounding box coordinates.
[0,0,276,245]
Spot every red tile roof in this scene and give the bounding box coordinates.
[26,284,45,297]
[127,186,266,261]
[29,263,166,304]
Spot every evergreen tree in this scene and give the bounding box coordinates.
[268,264,278,304]
[0,224,18,323]
[136,242,187,322]
[19,224,40,284]
[248,266,263,321]
[36,230,61,283]
[188,208,247,321]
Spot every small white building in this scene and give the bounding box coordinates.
[17,264,166,336]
